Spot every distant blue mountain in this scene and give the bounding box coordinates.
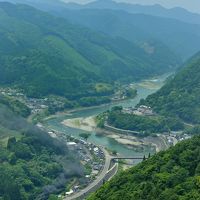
[2,0,200,25]
[54,8,200,60]
[3,0,200,59]
[64,0,200,25]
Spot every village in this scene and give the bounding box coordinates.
[124,106,192,145]
[0,86,193,197]
[111,105,192,148]
[0,85,137,116]
[0,87,69,115]
[37,124,106,198]
[122,105,155,116]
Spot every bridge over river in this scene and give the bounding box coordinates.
[112,156,145,160]
[65,149,147,200]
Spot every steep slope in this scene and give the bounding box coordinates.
[0,95,83,199]
[6,0,200,25]
[0,2,179,98]
[55,9,200,59]
[3,1,200,59]
[88,135,200,200]
[0,0,69,11]
[64,0,200,25]
[140,52,200,124]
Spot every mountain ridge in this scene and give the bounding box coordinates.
[63,0,200,25]
[0,2,180,98]
[2,0,200,25]
[139,52,200,124]
[55,8,200,59]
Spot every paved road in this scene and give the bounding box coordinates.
[64,147,113,200]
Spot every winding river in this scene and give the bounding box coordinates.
[45,73,172,159]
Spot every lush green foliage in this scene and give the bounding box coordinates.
[0,94,31,117]
[106,107,184,135]
[79,133,91,140]
[184,125,200,135]
[6,1,200,59]
[140,52,200,124]
[0,100,83,199]
[0,136,63,200]
[88,135,200,200]
[79,96,111,107]
[96,111,109,128]
[0,2,179,98]
[56,9,200,59]
[125,88,137,98]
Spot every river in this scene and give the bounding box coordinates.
[45,73,172,160]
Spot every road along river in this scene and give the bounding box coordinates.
[44,73,172,160]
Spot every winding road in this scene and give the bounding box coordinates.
[64,147,117,200]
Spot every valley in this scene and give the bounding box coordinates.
[1,71,193,199]
[38,73,180,198]
[0,73,173,199]
[0,1,200,200]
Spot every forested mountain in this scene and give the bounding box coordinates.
[0,95,83,199]
[53,9,200,59]
[88,135,200,200]
[0,2,179,98]
[0,0,68,12]
[140,52,200,124]
[3,1,200,59]
[64,0,200,25]
[5,0,200,25]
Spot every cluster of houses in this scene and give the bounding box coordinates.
[0,87,24,97]
[0,87,66,114]
[165,132,192,146]
[26,98,49,114]
[67,140,104,173]
[45,129,106,198]
[122,105,154,116]
[0,87,49,113]
[64,185,80,197]
[47,128,105,169]
[171,132,191,142]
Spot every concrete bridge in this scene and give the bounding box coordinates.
[65,149,148,200]
[64,148,118,200]
[112,156,145,160]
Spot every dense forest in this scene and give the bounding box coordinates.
[88,135,200,200]
[0,96,83,199]
[0,94,31,117]
[5,0,200,59]
[140,52,200,124]
[1,1,200,200]
[54,8,200,60]
[0,2,180,99]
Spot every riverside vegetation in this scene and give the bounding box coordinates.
[140,52,200,124]
[88,135,200,200]
[97,53,200,136]
[96,106,184,137]
[1,1,200,200]
[88,51,200,199]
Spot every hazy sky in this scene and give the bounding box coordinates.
[62,0,200,14]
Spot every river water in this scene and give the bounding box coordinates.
[45,73,171,159]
